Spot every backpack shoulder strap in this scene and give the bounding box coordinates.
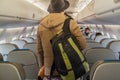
[63,18,72,33]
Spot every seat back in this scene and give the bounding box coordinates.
[11,40,27,49]
[0,43,18,61]
[28,35,37,40]
[23,43,37,56]
[7,49,39,79]
[82,42,102,54]
[21,37,34,43]
[90,60,120,80]
[85,48,116,68]
[95,35,108,42]
[0,62,25,80]
[23,43,39,65]
[91,34,96,40]
[101,38,116,47]
[107,40,120,59]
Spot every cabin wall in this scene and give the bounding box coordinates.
[0,26,37,43]
[87,24,120,40]
[0,28,23,43]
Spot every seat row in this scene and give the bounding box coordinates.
[0,37,40,79]
[84,33,120,59]
[82,32,120,80]
[0,41,37,60]
[0,49,39,80]
[1,52,120,80]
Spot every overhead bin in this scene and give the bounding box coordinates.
[0,0,48,27]
[95,0,120,14]
[0,0,47,20]
[78,0,120,25]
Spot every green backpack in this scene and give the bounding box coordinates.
[50,18,89,80]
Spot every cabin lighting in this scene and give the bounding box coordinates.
[76,0,93,12]
[74,0,93,18]
[112,34,117,39]
[25,0,48,13]
[0,40,6,44]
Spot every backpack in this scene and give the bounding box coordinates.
[50,18,90,80]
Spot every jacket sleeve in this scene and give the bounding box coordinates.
[70,20,86,49]
[37,26,44,67]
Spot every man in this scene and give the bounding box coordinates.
[37,0,86,79]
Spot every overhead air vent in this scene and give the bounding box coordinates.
[114,0,120,3]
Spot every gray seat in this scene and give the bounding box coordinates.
[11,40,27,49]
[91,34,96,40]
[23,43,37,56]
[21,37,34,43]
[0,53,3,61]
[83,48,116,80]
[84,48,116,68]
[0,62,25,80]
[101,38,116,47]
[88,33,94,39]
[95,35,108,43]
[107,40,120,59]
[82,42,102,54]
[0,43,18,61]
[28,35,37,40]
[28,36,37,42]
[90,60,120,80]
[7,49,39,80]
[23,43,39,66]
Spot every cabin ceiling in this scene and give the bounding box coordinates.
[0,0,92,28]
[26,0,93,18]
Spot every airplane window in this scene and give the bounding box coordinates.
[31,32,34,35]
[20,35,23,38]
[12,37,17,41]
[112,34,117,39]
[26,34,30,37]
[0,40,6,44]
[101,32,104,35]
[106,32,111,38]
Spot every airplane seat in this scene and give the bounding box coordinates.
[11,39,27,49]
[0,43,18,61]
[7,49,39,80]
[91,34,96,40]
[27,36,37,43]
[23,43,37,55]
[101,38,116,47]
[0,62,25,80]
[86,39,95,43]
[88,32,94,39]
[86,33,96,42]
[21,37,34,43]
[82,42,103,54]
[86,39,96,43]
[107,40,120,59]
[99,38,109,44]
[83,48,116,80]
[84,47,116,68]
[23,43,39,66]
[94,35,108,43]
[28,35,37,40]
[90,60,120,80]
[0,53,3,61]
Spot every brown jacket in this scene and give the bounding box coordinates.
[37,13,86,76]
